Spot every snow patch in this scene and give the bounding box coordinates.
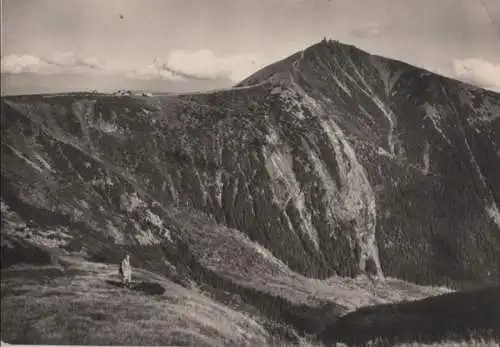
[265,128,280,146]
[214,170,224,206]
[422,103,452,146]
[253,243,276,261]
[120,192,147,213]
[485,204,500,229]
[145,209,163,228]
[33,153,54,172]
[6,145,43,173]
[422,140,430,174]
[358,105,376,124]
[1,199,9,213]
[99,122,118,133]
[331,74,352,96]
[91,176,114,189]
[376,147,393,158]
[270,86,282,95]
[163,228,173,242]
[371,56,405,96]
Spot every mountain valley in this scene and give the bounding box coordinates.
[2,39,500,346]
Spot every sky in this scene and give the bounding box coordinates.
[1,0,500,94]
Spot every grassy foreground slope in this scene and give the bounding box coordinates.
[1,203,454,345]
[1,256,269,346]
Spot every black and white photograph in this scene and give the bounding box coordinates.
[1,0,499,346]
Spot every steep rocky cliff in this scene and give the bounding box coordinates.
[2,39,500,345]
[238,40,500,287]
[3,40,499,287]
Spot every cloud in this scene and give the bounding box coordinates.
[124,59,184,81]
[453,58,500,91]
[45,52,105,69]
[165,50,259,82]
[1,50,259,83]
[0,53,106,75]
[351,22,385,38]
[1,54,50,74]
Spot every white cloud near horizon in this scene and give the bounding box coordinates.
[1,50,260,82]
[453,58,500,92]
[125,58,184,81]
[167,49,259,82]
[3,50,500,93]
[1,53,111,75]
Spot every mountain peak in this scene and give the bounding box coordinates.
[238,39,398,87]
[2,36,500,346]
[239,38,498,101]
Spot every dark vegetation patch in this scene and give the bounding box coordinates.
[0,267,64,281]
[319,285,500,346]
[105,280,166,296]
[1,237,55,269]
[87,312,107,321]
[0,288,31,297]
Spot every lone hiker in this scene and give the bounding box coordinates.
[119,254,132,287]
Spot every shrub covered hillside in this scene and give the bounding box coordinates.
[2,39,499,345]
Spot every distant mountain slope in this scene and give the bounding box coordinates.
[237,39,500,288]
[4,39,498,287]
[1,39,499,345]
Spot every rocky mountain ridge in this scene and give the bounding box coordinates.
[1,39,500,345]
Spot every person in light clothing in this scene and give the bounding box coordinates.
[119,254,132,287]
